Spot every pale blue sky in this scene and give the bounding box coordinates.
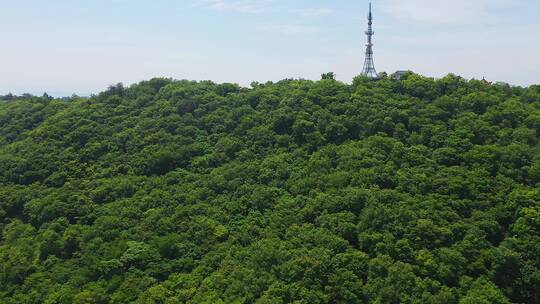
[1,0,539,96]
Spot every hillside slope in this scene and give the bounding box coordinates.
[1,74,539,303]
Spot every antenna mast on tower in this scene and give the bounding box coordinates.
[362,2,378,78]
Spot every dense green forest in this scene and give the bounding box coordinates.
[0,73,539,303]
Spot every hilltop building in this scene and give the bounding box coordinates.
[392,70,411,80]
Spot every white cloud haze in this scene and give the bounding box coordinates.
[0,0,538,96]
[381,0,516,24]
[196,0,278,13]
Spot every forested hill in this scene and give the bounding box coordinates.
[1,73,539,304]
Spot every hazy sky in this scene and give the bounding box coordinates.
[1,0,539,96]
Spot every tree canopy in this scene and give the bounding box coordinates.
[0,74,539,303]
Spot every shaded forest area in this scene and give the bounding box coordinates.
[1,73,539,303]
